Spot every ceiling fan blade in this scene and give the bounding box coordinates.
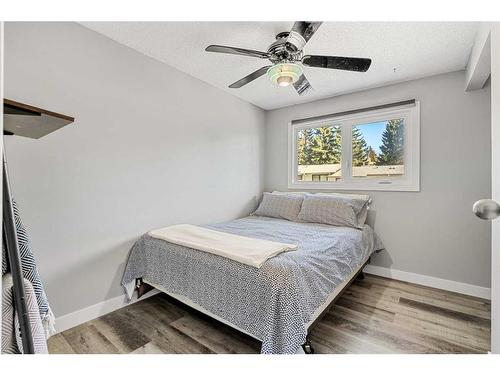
[287,22,322,51]
[292,22,323,43]
[229,66,271,88]
[205,45,270,59]
[293,74,313,96]
[302,55,372,72]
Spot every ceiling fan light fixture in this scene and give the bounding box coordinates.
[267,63,303,88]
[277,75,293,87]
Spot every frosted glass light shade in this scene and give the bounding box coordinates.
[267,63,303,87]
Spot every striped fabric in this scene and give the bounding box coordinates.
[297,194,369,229]
[273,191,371,227]
[253,192,304,221]
[1,274,48,354]
[1,199,55,337]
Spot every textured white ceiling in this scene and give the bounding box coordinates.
[80,22,478,110]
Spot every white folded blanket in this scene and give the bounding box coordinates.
[148,224,297,268]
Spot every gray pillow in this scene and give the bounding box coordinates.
[253,192,304,221]
[297,194,368,229]
[314,192,371,226]
[273,191,371,227]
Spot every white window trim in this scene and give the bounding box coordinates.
[288,101,420,192]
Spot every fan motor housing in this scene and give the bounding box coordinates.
[267,32,304,64]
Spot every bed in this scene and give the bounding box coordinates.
[122,213,383,354]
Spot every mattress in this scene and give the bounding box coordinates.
[122,216,383,354]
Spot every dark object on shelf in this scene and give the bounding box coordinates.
[3,99,74,354]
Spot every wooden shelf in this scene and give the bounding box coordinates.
[3,99,75,139]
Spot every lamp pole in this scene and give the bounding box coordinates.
[3,149,35,354]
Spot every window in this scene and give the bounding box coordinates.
[296,124,342,183]
[352,119,404,179]
[288,101,420,191]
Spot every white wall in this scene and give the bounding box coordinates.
[265,71,491,289]
[3,22,265,317]
[465,23,491,91]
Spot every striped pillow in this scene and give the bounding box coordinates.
[253,192,304,221]
[297,193,368,229]
[315,192,371,226]
[273,191,371,227]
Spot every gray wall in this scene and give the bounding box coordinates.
[3,22,265,317]
[3,21,492,322]
[265,71,491,288]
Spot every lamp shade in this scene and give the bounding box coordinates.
[267,63,303,87]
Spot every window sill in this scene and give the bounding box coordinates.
[288,181,420,192]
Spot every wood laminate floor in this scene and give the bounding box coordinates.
[48,275,491,354]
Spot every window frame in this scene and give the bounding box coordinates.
[288,101,420,192]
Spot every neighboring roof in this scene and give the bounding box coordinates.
[298,164,341,174]
[298,163,404,177]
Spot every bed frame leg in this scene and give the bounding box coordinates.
[302,335,315,354]
[356,271,365,281]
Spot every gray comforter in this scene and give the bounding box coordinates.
[122,216,383,354]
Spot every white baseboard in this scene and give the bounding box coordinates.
[55,289,160,333]
[55,266,490,333]
[364,264,491,300]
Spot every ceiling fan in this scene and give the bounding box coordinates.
[205,22,372,95]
